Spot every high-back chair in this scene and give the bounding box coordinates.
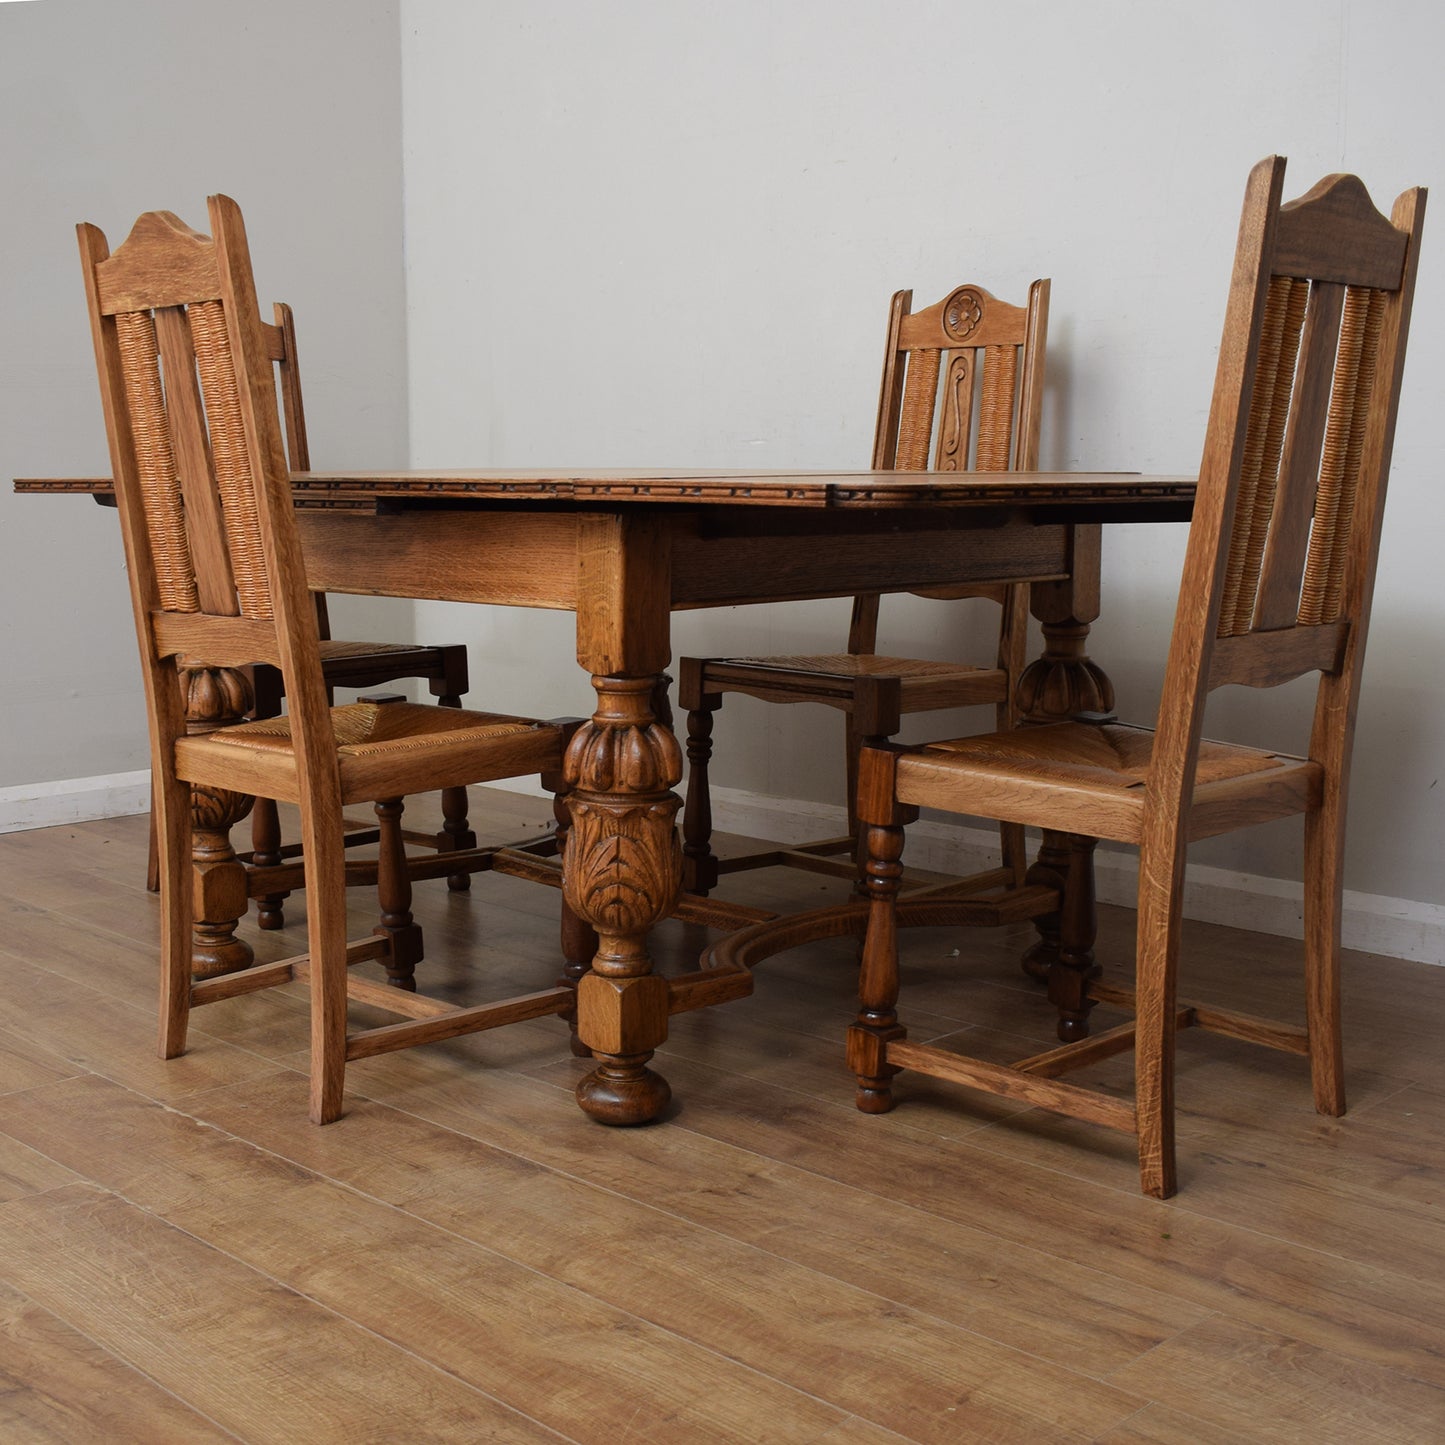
[850,158,1425,1197]
[144,301,477,919]
[79,195,581,1123]
[679,279,1048,895]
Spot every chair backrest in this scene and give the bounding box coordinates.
[1150,157,1425,817]
[874,279,1049,473]
[850,279,1050,658]
[78,197,337,790]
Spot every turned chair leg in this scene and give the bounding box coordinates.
[1021,829,1072,982]
[680,680,722,895]
[251,796,290,929]
[848,819,908,1113]
[1048,833,1100,1042]
[438,784,476,893]
[431,682,477,892]
[373,797,424,991]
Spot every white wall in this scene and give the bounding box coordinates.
[0,0,412,790]
[401,0,1445,909]
[4,1,1441,928]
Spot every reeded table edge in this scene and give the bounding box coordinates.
[17,469,1198,511]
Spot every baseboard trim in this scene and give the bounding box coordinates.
[0,770,151,835]
[9,770,1441,967]
[702,784,1445,969]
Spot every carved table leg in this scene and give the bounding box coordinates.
[180,666,254,979]
[546,768,601,1059]
[564,675,682,1124]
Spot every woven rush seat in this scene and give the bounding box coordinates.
[177,702,561,804]
[920,721,1300,786]
[899,721,1319,842]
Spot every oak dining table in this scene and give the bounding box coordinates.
[16,467,1194,1123]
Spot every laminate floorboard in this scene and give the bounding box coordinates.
[1,794,1442,1442]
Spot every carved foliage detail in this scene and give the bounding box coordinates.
[566,718,682,796]
[563,797,682,937]
[191,783,254,839]
[942,287,984,342]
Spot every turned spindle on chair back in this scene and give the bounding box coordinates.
[78,199,335,798]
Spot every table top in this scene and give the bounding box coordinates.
[16,468,1196,513]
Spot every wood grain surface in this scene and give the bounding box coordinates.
[2,800,1443,1442]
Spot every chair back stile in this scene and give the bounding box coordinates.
[77,201,337,812]
[1145,160,1425,837]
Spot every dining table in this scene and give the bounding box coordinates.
[16,467,1194,1123]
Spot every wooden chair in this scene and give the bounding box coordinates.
[679,279,1049,896]
[79,195,584,1122]
[850,158,1425,1198]
[145,300,477,919]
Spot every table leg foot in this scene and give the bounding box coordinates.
[576,1056,672,1125]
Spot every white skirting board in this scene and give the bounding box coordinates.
[697,785,1445,968]
[480,777,1445,966]
[6,770,1442,967]
[0,770,152,835]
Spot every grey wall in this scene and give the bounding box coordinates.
[5,0,1442,915]
[0,0,411,785]
[400,0,1445,907]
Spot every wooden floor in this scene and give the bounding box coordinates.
[1,791,1443,1443]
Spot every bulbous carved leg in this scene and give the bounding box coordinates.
[181,667,254,979]
[563,675,682,1125]
[1015,620,1115,724]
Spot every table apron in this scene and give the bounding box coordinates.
[670,521,1069,606]
[298,508,1071,611]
